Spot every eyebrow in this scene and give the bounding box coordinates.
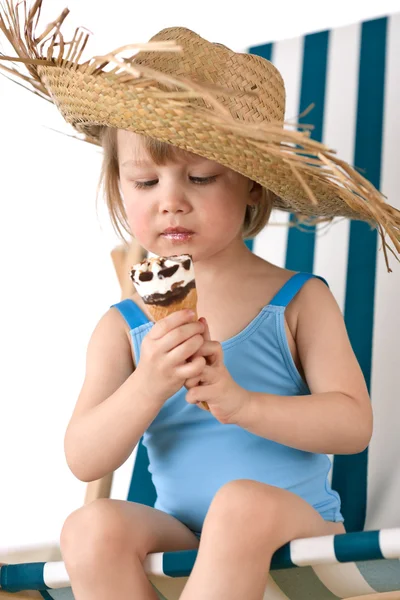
[121,159,153,168]
[120,156,214,169]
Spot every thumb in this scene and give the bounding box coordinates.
[199,317,211,341]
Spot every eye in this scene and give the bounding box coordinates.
[133,180,158,189]
[132,175,217,189]
[190,176,217,185]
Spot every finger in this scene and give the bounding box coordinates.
[198,319,224,366]
[185,374,202,389]
[167,333,204,365]
[186,388,204,405]
[185,360,216,390]
[190,340,220,363]
[199,317,211,341]
[186,382,212,405]
[188,364,215,387]
[161,321,204,354]
[150,309,197,340]
[186,396,209,410]
[178,355,206,381]
[194,342,223,368]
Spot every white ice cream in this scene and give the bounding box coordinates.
[130,254,195,300]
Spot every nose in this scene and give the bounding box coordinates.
[158,182,191,214]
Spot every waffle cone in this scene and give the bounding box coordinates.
[145,287,198,321]
[145,287,209,411]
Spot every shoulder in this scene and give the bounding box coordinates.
[289,275,345,350]
[295,273,331,295]
[95,302,134,345]
[251,260,333,316]
[285,274,340,339]
[293,275,338,315]
[82,303,136,372]
[110,292,150,342]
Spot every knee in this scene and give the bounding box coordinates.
[60,499,130,570]
[208,480,282,537]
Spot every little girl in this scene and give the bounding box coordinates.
[3,4,395,599]
[60,128,372,600]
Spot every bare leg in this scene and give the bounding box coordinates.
[66,552,158,600]
[180,479,346,600]
[60,498,199,600]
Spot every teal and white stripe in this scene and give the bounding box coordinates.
[1,528,400,597]
[251,12,400,536]
[368,11,400,533]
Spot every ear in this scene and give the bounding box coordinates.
[248,180,263,205]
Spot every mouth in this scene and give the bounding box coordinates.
[162,231,195,242]
[161,227,195,242]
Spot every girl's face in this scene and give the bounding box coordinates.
[117,130,257,262]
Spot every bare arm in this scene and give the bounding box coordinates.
[64,308,160,482]
[235,278,373,454]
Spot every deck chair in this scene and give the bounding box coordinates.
[1,232,400,599]
[1,11,400,600]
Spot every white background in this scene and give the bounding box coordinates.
[1,0,400,554]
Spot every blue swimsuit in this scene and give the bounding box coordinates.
[111,272,343,535]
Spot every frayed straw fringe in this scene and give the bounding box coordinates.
[1,0,400,271]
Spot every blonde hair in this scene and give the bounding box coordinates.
[97,127,276,242]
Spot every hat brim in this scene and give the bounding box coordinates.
[1,0,400,271]
[39,64,393,223]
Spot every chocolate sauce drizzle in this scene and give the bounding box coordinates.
[129,255,194,305]
[143,280,195,306]
[130,255,192,285]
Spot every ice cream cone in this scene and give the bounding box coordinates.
[145,287,198,322]
[130,255,209,411]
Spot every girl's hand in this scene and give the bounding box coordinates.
[136,310,206,407]
[184,318,250,424]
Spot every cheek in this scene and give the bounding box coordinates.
[125,201,150,238]
[209,196,246,231]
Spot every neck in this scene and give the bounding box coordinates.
[193,239,256,292]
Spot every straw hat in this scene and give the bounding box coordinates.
[1,1,399,269]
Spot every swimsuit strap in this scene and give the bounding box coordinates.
[269,272,328,307]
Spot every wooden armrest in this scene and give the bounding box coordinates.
[0,592,43,599]
[84,472,114,505]
[111,239,146,300]
[0,541,61,565]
